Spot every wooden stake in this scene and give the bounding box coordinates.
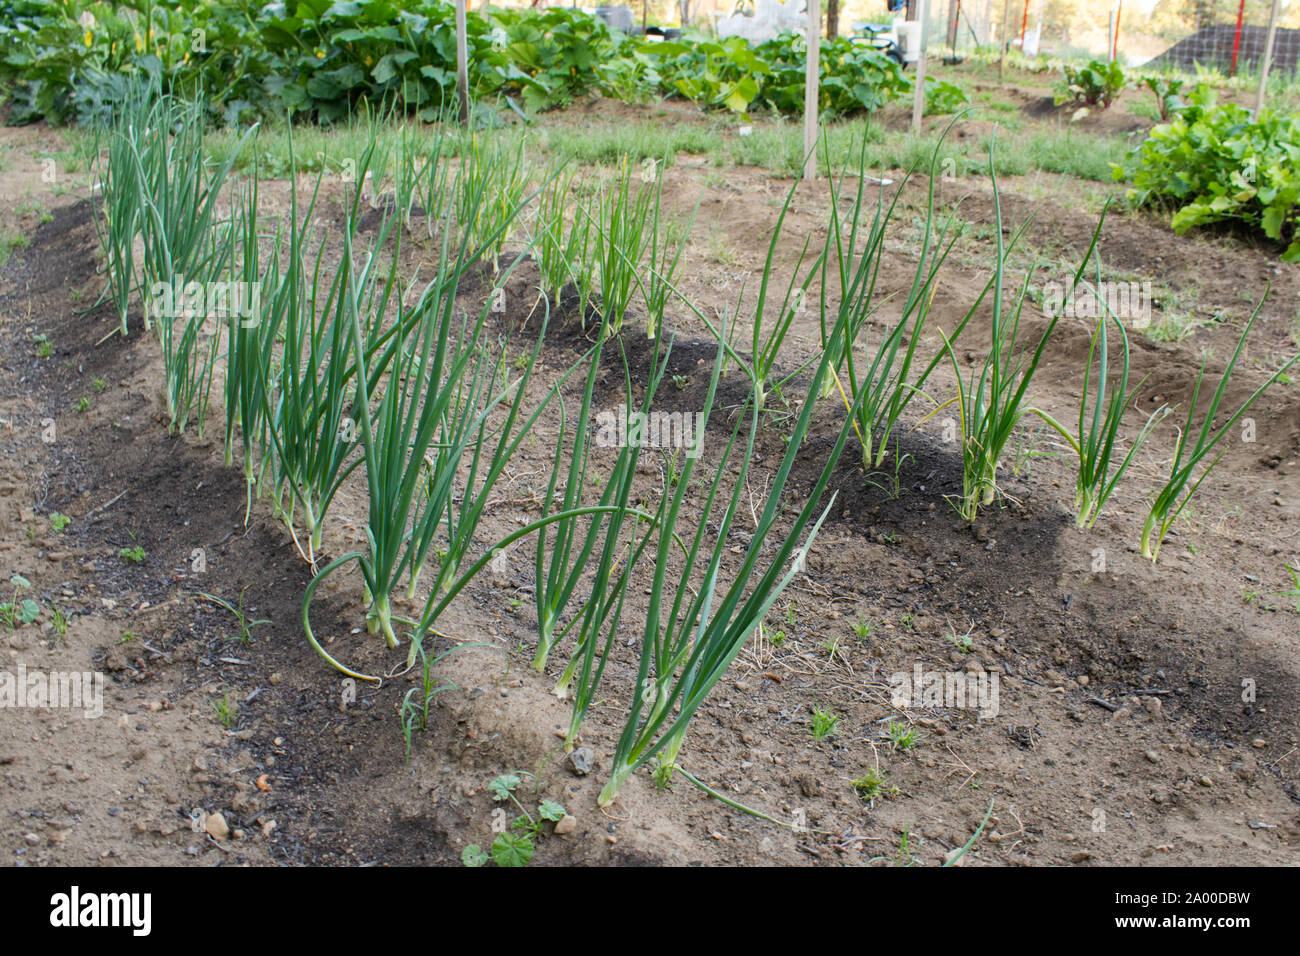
[804,0,820,180]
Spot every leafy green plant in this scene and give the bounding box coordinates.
[1056,59,1125,109]
[0,574,40,629]
[587,155,655,336]
[924,78,969,116]
[948,623,974,653]
[1115,91,1300,261]
[887,719,919,751]
[119,545,146,564]
[810,705,839,739]
[852,619,876,641]
[49,512,70,531]
[461,773,567,868]
[852,768,897,801]
[1140,74,1186,121]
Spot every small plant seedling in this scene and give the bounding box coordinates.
[34,334,52,359]
[900,612,915,630]
[75,396,90,413]
[821,636,844,660]
[198,590,270,647]
[49,512,70,531]
[119,629,134,643]
[894,825,919,866]
[852,768,899,801]
[852,619,876,641]
[1271,563,1300,613]
[211,693,236,729]
[672,374,689,390]
[0,574,41,629]
[120,546,146,564]
[769,628,787,647]
[93,377,107,392]
[398,641,458,762]
[462,773,567,868]
[949,623,975,653]
[810,705,840,740]
[50,605,70,638]
[887,719,920,751]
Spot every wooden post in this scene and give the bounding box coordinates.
[911,0,928,132]
[455,0,470,124]
[804,0,820,180]
[1255,0,1281,114]
[828,0,839,40]
[997,0,1011,79]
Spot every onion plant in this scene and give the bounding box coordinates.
[822,134,960,469]
[131,97,252,326]
[536,320,673,681]
[640,162,694,340]
[936,159,1064,522]
[222,164,276,515]
[455,132,529,271]
[1028,224,1169,528]
[596,309,870,807]
[300,141,547,657]
[691,175,818,412]
[555,339,686,748]
[532,163,593,310]
[588,156,655,336]
[91,83,153,337]
[1139,298,1297,562]
[531,317,615,672]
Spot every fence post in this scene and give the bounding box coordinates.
[1255,0,1282,114]
[911,0,929,132]
[804,0,820,179]
[455,0,469,124]
[998,0,1011,79]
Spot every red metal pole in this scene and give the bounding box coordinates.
[1111,0,1122,60]
[1229,0,1246,76]
[1018,0,1029,47]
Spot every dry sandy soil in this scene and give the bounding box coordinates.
[0,89,1297,867]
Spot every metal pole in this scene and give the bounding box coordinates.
[804,0,820,180]
[1255,0,1281,114]
[911,0,929,132]
[1112,0,1122,61]
[1229,0,1246,77]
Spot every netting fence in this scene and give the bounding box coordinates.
[906,0,1300,80]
